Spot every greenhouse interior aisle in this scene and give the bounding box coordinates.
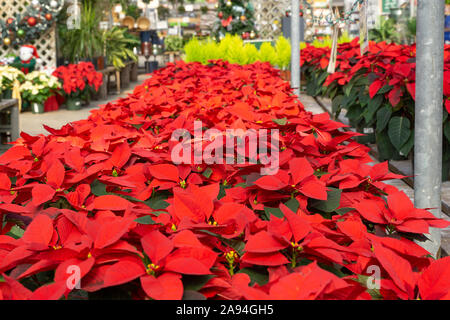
[1,0,450,303]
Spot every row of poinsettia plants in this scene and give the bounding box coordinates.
[301,38,450,180]
[0,60,449,300]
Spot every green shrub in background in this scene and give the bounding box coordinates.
[125,4,142,20]
[183,35,292,70]
[164,35,184,52]
[102,27,140,70]
[59,1,103,62]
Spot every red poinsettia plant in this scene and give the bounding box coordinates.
[301,39,450,178]
[52,62,103,101]
[0,60,449,300]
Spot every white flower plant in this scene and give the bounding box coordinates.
[0,66,25,93]
[19,71,61,105]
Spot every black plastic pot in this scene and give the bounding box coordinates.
[2,89,12,99]
[31,102,45,114]
[90,57,98,70]
[80,57,98,70]
[66,97,83,110]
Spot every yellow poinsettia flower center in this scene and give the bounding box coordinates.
[291,242,303,251]
[225,251,239,264]
[146,263,160,276]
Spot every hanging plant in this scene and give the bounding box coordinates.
[157,5,170,20]
[0,0,64,47]
[200,6,209,15]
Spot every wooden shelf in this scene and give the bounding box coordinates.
[0,99,19,151]
[0,99,18,111]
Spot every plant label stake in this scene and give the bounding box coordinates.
[327,9,340,74]
[359,0,369,56]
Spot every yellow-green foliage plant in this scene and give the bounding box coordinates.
[338,31,352,44]
[312,37,333,48]
[201,39,221,62]
[258,42,277,66]
[243,44,259,65]
[183,35,293,69]
[216,36,231,60]
[275,36,291,70]
[222,35,246,64]
[184,38,205,63]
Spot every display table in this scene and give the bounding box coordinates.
[120,61,138,90]
[95,61,139,99]
[0,99,19,152]
[96,66,118,99]
[130,61,138,82]
[163,51,182,64]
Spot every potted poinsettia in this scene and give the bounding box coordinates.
[20,71,61,114]
[52,62,103,110]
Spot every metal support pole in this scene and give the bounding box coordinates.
[291,0,301,97]
[415,0,445,258]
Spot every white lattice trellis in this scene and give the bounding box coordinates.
[0,0,57,68]
[252,0,291,39]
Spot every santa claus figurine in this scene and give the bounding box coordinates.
[11,44,41,74]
